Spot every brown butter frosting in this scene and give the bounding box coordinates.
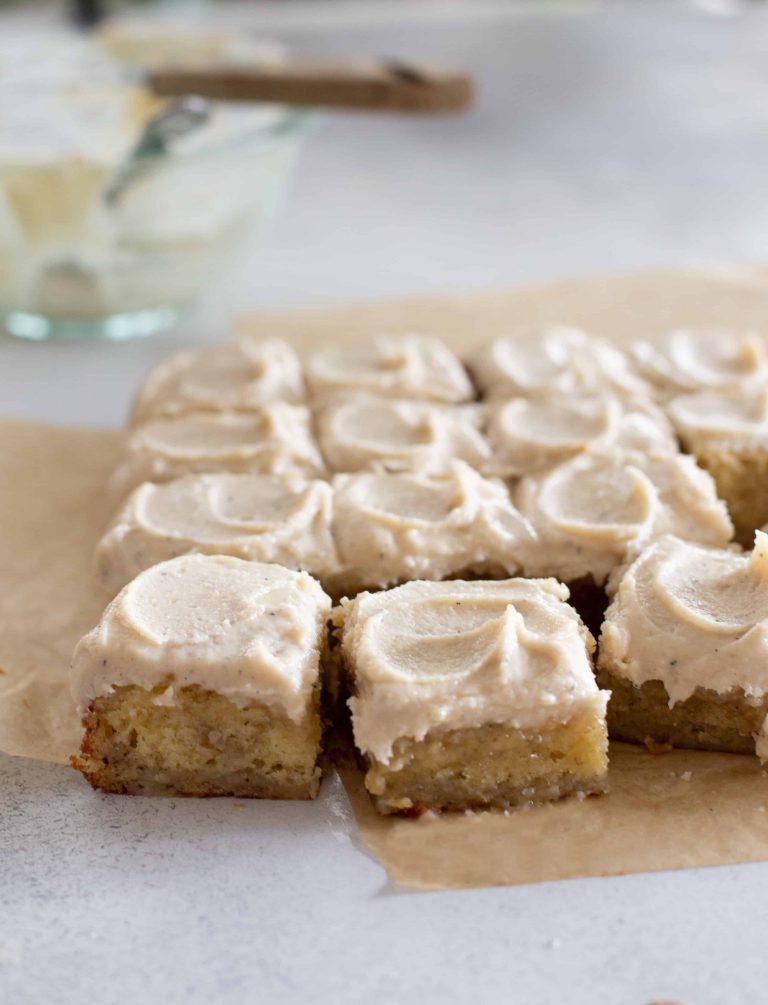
[330,461,535,593]
[95,472,338,596]
[306,333,474,404]
[71,554,331,721]
[343,578,606,765]
[599,533,768,759]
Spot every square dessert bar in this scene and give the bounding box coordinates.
[631,328,768,402]
[329,461,534,597]
[516,446,733,588]
[598,533,768,760]
[71,555,331,798]
[342,578,609,814]
[467,327,649,401]
[95,472,338,598]
[315,395,490,474]
[109,404,326,502]
[481,392,675,479]
[667,389,768,544]
[305,333,474,404]
[129,337,305,425]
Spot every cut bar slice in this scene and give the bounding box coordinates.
[71,555,331,797]
[110,405,325,503]
[341,578,609,815]
[598,533,768,760]
[95,471,338,597]
[129,337,305,425]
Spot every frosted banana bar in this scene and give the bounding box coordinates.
[481,392,676,479]
[316,395,490,474]
[110,405,326,501]
[468,327,649,401]
[129,338,305,425]
[305,333,474,404]
[667,388,768,543]
[341,578,609,815]
[71,555,331,797]
[631,329,768,402]
[516,446,733,587]
[95,472,338,597]
[598,533,768,761]
[328,461,535,597]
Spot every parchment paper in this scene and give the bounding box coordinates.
[0,420,121,763]
[5,265,768,888]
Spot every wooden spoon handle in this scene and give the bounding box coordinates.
[148,58,474,114]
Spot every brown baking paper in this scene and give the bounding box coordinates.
[5,265,768,888]
[0,420,121,763]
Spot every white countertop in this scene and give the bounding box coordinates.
[2,3,768,1002]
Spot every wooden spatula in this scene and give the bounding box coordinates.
[148,58,474,114]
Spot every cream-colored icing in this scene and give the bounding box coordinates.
[632,329,768,400]
[305,333,474,404]
[316,396,490,473]
[95,472,338,596]
[469,327,648,400]
[343,578,607,765]
[129,338,305,425]
[482,393,676,477]
[517,448,733,585]
[667,389,768,450]
[71,554,331,721]
[330,461,536,593]
[110,405,325,500]
[599,534,768,760]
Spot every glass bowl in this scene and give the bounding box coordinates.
[0,95,314,342]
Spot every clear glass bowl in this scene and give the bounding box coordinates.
[0,106,314,341]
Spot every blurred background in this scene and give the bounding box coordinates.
[1,0,768,422]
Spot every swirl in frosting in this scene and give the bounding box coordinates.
[516,448,733,584]
[632,329,768,400]
[330,461,535,594]
[96,472,338,596]
[599,534,768,724]
[129,338,305,425]
[111,405,326,501]
[71,554,331,721]
[469,327,648,400]
[667,389,768,450]
[306,333,474,404]
[344,578,606,763]
[482,393,676,477]
[316,396,490,473]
